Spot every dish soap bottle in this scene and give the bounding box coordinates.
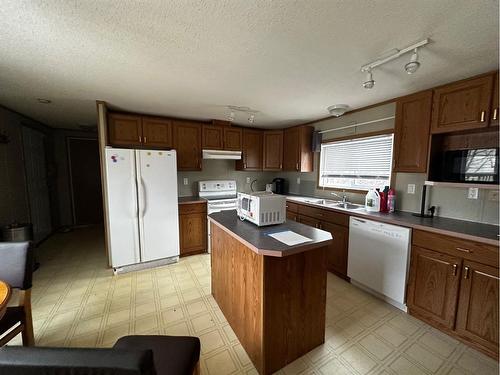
[387,188,396,213]
[365,189,380,212]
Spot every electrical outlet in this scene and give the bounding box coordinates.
[246,177,251,184]
[407,184,416,194]
[467,187,479,199]
[297,177,301,185]
[488,190,499,202]
[183,178,188,186]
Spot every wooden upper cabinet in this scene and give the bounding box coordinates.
[407,246,462,329]
[455,261,499,356]
[491,72,499,127]
[108,113,143,147]
[393,90,433,173]
[173,121,202,171]
[142,117,173,148]
[236,129,263,170]
[283,126,313,172]
[431,74,494,134]
[224,127,242,151]
[202,124,224,150]
[263,130,283,171]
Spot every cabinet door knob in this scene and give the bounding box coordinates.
[464,266,470,279]
[480,111,486,122]
[452,264,457,276]
[493,108,498,121]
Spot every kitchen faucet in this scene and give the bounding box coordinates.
[331,191,348,203]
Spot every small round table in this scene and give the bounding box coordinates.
[0,280,11,320]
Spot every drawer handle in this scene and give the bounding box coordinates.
[494,108,498,121]
[144,136,147,144]
[296,162,299,171]
[480,111,486,122]
[456,247,472,253]
[139,135,142,143]
[464,266,470,279]
[452,264,457,276]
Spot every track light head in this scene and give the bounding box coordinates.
[404,48,420,74]
[363,70,375,89]
[248,114,255,124]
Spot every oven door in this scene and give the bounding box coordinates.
[207,200,237,253]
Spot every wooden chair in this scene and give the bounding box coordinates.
[0,242,34,346]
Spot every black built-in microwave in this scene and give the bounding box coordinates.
[438,148,499,184]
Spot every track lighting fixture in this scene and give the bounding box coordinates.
[227,105,258,124]
[404,48,420,74]
[360,38,429,88]
[363,70,375,89]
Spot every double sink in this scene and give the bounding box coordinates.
[289,197,365,211]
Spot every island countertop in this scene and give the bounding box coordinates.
[208,210,332,257]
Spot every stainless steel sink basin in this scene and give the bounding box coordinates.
[303,198,338,205]
[333,202,364,210]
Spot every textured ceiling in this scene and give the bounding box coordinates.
[0,1,498,129]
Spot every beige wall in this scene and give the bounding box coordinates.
[177,159,276,196]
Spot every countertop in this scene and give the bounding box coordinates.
[286,195,500,246]
[208,210,332,257]
[178,196,206,204]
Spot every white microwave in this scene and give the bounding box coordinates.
[237,192,286,226]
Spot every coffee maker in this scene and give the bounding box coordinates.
[271,178,286,194]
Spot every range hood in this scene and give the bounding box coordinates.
[202,149,242,160]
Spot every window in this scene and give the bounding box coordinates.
[319,133,394,191]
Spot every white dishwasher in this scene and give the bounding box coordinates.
[348,217,411,311]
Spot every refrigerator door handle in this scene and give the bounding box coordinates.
[141,178,147,216]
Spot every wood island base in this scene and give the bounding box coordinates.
[210,223,328,375]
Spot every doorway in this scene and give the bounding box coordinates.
[67,137,103,225]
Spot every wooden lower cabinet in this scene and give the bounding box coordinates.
[297,214,320,228]
[295,206,349,278]
[407,246,462,329]
[178,202,207,256]
[408,233,499,359]
[320,221,349,278]
[455,261,499,356]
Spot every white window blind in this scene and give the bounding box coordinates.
[319,133,394,191]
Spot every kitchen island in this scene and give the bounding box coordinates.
[208,210,332,375]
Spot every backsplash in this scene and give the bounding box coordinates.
[177,159,276,196]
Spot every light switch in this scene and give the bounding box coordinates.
[183,178,188,186]
[407,184,416,194]
[467,187,479,199]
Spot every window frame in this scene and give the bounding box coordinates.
[316,129,396,193]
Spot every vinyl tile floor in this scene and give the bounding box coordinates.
[7,226,499,375]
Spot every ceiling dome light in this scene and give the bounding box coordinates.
[363,70,375,89]
[328,104,349,117]
[404,48,420,74]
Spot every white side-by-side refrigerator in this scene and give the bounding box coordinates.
[104,148,180,270]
